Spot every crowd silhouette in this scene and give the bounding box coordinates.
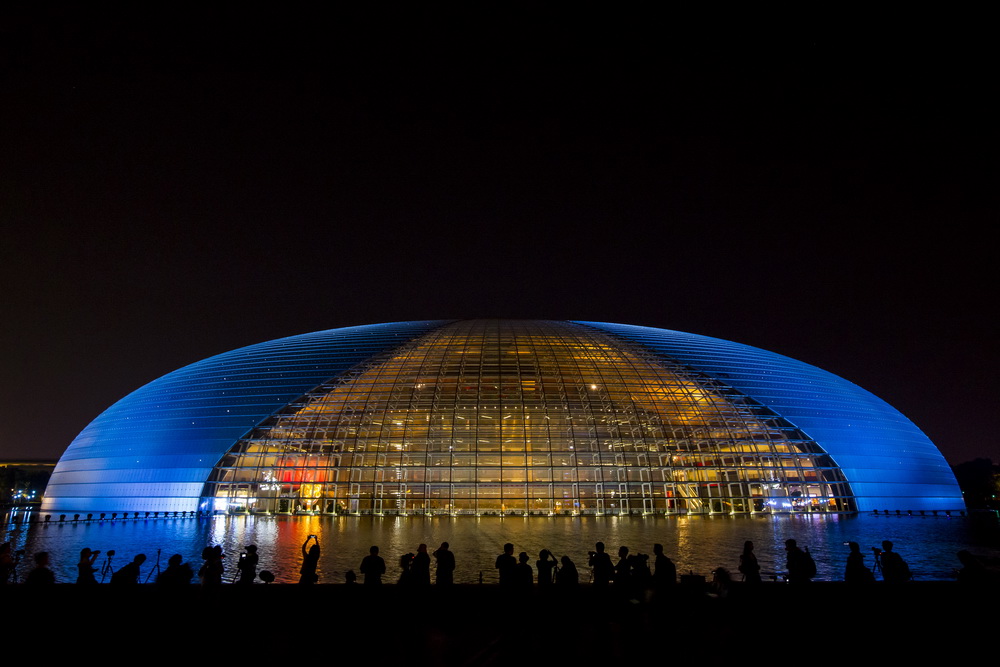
[0,535,993,588]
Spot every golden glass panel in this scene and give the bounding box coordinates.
[208,320,852,515]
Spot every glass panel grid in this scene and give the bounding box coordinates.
[208,321,853,515]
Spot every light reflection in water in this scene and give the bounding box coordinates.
[4,514,995,584]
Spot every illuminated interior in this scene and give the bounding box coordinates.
[205,320,853,515]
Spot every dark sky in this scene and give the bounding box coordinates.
[1,8,995,464]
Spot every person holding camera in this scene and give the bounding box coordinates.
[236,544,258,584]
[76,547,100,584]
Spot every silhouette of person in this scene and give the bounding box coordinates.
[157,554,194,586]
[710,567,732,598]
[536,549,557,586]
[200,545,224,585]
[516,552,533,587]
[738,541,761,584]
[345,570,358,585]
[844,542,874,583]
[495,543,516,586]
[299,535,320,585]
[653,543,677,588]
[198,546,211,584]
[360,546,386,585]
[237,545,258,585]
[629,552,651,590]
[880,541,911,583]
[784,539,813,583]
[956,550,990,584]
[398,552,415,585]
[433,542,455,585]
[26,552,55,585]
[111,554,147,585]
[412,543,431,585]
[614,546,631,587]
[76,548,99,584]
[556,555,579,585]
[589,542,613,586]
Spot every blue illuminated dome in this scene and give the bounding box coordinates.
[43,320,963,515]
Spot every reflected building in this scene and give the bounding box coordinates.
[43,320,963,516]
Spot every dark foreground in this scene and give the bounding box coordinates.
[5,581,989,662]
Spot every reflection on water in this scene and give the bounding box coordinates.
[3,513,997,584]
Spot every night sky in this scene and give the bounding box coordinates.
[1,8,995,465]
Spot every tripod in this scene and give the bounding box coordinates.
[100,550,116,583]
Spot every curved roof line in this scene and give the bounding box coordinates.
[44,321,451,512]
[43,319,963,513]
[575,321,961,511]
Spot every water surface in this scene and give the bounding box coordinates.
[4,512,996,584]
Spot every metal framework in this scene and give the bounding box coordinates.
[205,321,853,515]
[44,319,963,515]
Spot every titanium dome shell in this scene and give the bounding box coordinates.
[43,320,964,515]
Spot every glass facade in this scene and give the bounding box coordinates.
[208,321,852,515]
[580,321,964,512]
[43,320,964,515]
[42,321,449,513]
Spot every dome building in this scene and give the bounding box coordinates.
[43,320,963,516]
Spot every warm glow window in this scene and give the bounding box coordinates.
[205,321,853,515]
